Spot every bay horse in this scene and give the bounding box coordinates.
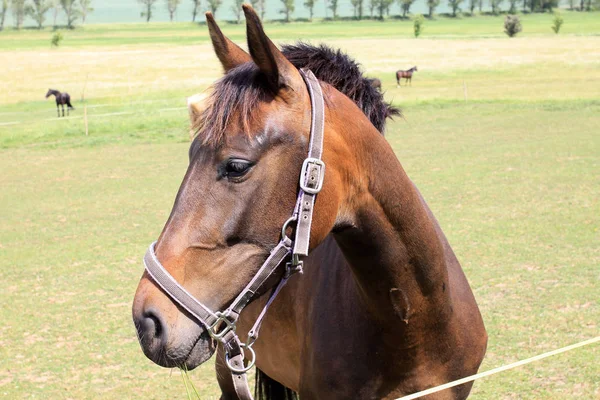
[132,6,487,400]
[369,77,382,90]
[396,66,417,87]
[45,89,74,117]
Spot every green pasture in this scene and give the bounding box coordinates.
[1,11,600,50]
[1,13,599,399]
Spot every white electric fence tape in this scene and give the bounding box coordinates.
[395,336,600,400]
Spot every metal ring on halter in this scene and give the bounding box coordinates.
[281,216,297,240]
[225,344,256,374]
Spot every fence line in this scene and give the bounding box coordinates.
[396,336,600,400]
[0,97,192,117]
[0,107,188,128]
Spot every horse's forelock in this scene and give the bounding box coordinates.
[194,43,401,145]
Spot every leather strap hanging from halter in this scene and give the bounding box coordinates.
[142,68,325,400]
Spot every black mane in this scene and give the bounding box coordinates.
[197,43,400,145]
[282,43,400,133]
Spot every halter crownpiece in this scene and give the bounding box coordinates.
[142,69,325,400]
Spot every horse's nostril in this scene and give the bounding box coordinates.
[139,309,166,342]
[148,311,162,338]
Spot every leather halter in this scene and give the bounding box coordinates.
[142,69,325,400]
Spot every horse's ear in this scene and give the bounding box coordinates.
[206,12,251,72]
[242,4,303,96]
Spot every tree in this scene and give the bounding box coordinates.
[478,0,483,11]
[51,31,63,46]
[304,0,315,20]
[350,0,364,18]
[138,0,158,22]
[507,0,518,12]
[468,0,477,14]
[399,0,415,17]
[529,0,537,11]
[427,0,440,17]
[490,0,503,14]
[1,0,9,31]
[413,13,424,36]
[11,0,28,29]
[79,0,92,23]
[231,0,243,23]
[377,0,385,19]
[60,0,79,28]
[206,0,221,16]
[448,0,463,16]
[191,0,200,21]
[551,12,563,33]
[541,0,558,11]
[279,0,294,21]
[329,0,338,18]
[249,0,265,19]
[29,0,52,28]
[166,0,180,21]
[368,0,376,16]
[504,14,521,37]
[49,0,59,26]
[385,0,392,15]
[350,0,359,17]
[375,0,393,19]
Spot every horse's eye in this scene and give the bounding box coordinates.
[225,159,253,179]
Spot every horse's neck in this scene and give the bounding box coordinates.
[50,90,60,97]
[328,91,451,329]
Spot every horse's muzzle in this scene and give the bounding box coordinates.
[133,306,216,370]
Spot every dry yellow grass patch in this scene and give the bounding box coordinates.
[1,36,599,105]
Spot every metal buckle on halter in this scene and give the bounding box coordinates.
[285,253,304,278]
[207,311,236,340]
[300,158,325,194]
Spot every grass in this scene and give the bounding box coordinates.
[1,13,599,399]
[1,11,599,50]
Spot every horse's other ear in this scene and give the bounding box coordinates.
[206,12,251,72]
[242,4,303,97]
[187,93,207,139]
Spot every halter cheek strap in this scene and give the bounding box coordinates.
[142,69,325,400]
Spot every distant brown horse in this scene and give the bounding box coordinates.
[45,89,74,117]
[369,77,382,90]
[396,66,417,87]
[133,6,486,400]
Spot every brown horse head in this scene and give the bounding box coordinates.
[132,6,342,370]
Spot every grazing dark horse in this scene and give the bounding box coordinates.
[396,66,417,87]
[132,6,487,400]
[45,89,74,117]
[369,77,382,90]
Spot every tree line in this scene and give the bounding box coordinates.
[0,0,93,30]
[136,0,597,23]
[1,0,596,31]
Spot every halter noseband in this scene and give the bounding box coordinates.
[142,69,325,400]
